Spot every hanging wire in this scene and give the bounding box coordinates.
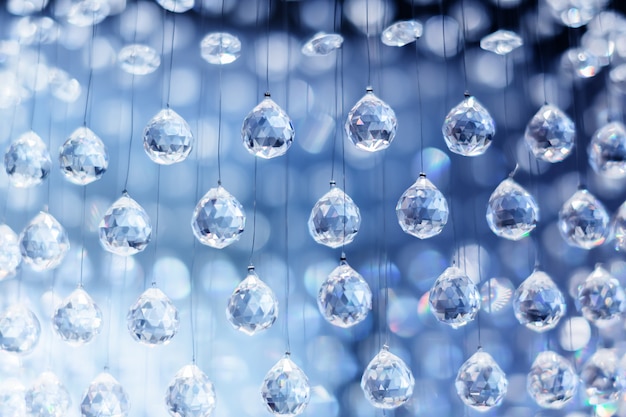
[249,158,258,266]
[567,28,587,189]
[165,12,177,108]
[82,21,96,127]
[122,5,140,192]
[365,0,372,87]
[79,186,87,287]
[150,166,162,288]
[330,0,340,183]
[459,0,469,94]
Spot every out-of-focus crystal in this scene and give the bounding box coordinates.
[118,44,160,75]
[191,185,246,249]
[558,188,609,249]
[156,0,194,13]
[0,378,26,417]
[226,267,278,336]
[0,304,40,354]
[25,371,71,417]
[588,121,626,179]
[613,201,626,252]
[52,286,103,346]
[67,0,111,27]
[562,47,600,78]
[580,349,625,405]
[396,174,449,239]
[242,96,294,159]
[15,16,59,45]
[486,177,539,240]
[261,355,310,416]
[381,20,423,47]
[143,108,193,165]
[0,224,21,280]
[302,32,344,56]
[308,185,361,248]
[346,89,397,152]
[443,95,495,156]
[455,349,508,411]
[513,269,566,332]
[480,30,523,55]
[48,67,81,103]
[59,126,108,185]
[165,364,216,417]
[525,104,576,163]
[80,372,130,417]
[20,211,69,271]
[429,266,480,328]
[610,64,626,95]
[360,346,414,409]
[200,32,241,64]
[577,265,625,327]
[546,0,609,28]
[99,193,152,256]
[527,351,578,409]
[4,131,51,188]
[7,0,49,16]
[127,287,179,346]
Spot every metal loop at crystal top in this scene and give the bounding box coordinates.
[360,346,415,409]
[486,178,539,241]
[143,108,194,165]
[20,211,70,271]
[308,185,361,248]
[442,96,495,156]
[345,89,397,152]
[0,304,41,355]
[59,126,108,185]
[191,185,246,249]
[261,355,311,417]
[165,364,216,417]
[513,269,566,332]
[558,188,609,249]
[226,268,278,336]
[4,130,51,188]
[588,121,626,179]
[396,174,449,239]
[127,287,179,346]
[429,266,481,328]
[99,193,152,256]
[455,350,508,411]
[241,97,294,159]
[525,104,576,163]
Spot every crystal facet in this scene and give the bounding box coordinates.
[59,126,108,185]
[156,0,194,13]
[20,211,69,271]
[117,44,161,75]
[455,350,508,411]
[226,268,278,336]
[513,270,566,332]
[442,96,495,156]
[588,121,626,179]
[613,201,626,252]
[25,371,71,417]
[200,32,241,64]
[345,89,397,152]
[4,131,51,188]
[80,372,130,417]
[558,188,609,249]
[396,174,449,239]
[0,224,21,280]
[527,351,578,409]
[261,355,311,417]
[486,178,539,240]
[381,20,423,47]
[67,0,110,27]
[127,287,179,346]
[301,32,344,56]
[525,104,576,163]
[242,96,294,159]
[165,364,216,417]
[143,108,193,165]
[99,193,152,256]
[580,349,625,405]
[0,304,40,354]
[577,265,626,327]
[52,287,103,346]
[429,266,481,328]
[191,186,246,249]
[308,185,361,248]
[546,0,608,28]
[360,346,415,409]
[480,30,523,55]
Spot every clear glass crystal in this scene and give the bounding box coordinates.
[165,364,216,417]
[429,266,480,328]
[143,108,193,165]
[581,349,625,405]
[480,30,523,55]
[610,64,626,95]
[59,126,108,185]
[308,185,361,248]
[261,355,310,417]
[80,372,130,417]
[301,32,344,56]
[360,346,415,409]
[200,32,241,64]
[226,267,278,336]
[15,16,59,45]
[525,104,576,163]
[7,0,49,16]
[513,270,566,332]
[546,0,609,29]
[118,44,161,75]
[4,130,51,188]
[0,378,26,417]
[99,192,152,256]
[127,287,179,346]
[48,67,81,103]
[67,0,111,27]
[345,89,397,152]
[442,96,495,156]
[156,0,194,13]
[480,277,514,313]
[613,201,626,252]
[52,286,103,346]
[396,174,449,239]
[558,188,609,249]
[562,47,600,78]
[191,185,246,249]
[25,371,71,417]
[486,178,539,240]
[0,304,41,354]
[242,96,294,159]
[20,211,69,271]
[588,121,626,179]
[0,224,21,280]
[455,349,508,411]
[527,351,578,409]
[577,265,626,327]
[381,20,423,47]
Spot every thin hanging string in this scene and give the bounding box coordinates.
[284,151,291,355]
[150,166,162,287]
[249,158,258,266]
[265,0,271,93]
[29,37,43,130]
[502,54,517,169]
[165,11,177,108]
[104,254,115,370]
[459,0,469,93]
[439,0,449,105]
[568,28,587,188]
[472,199,483,349]
[188,236,198,363]
[79,186,87,287]
[217,52,224,185]
[365,0,372,87]
[534,5,548,104]
[122,7,140,193]
[83,21,96,127]
[411,0,425,174]
[381,153,390,347]
[597,12,612,122]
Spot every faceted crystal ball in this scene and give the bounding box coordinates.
[577,265,626,327]
[558,188,609,249]
[301,32,344,56]
[317,260,372,328]
[226,268,278,336]
[52,286,103,346]
[80,372,130,417]
[361,346,415,409]
[345,89,397,152]
[429,266,481,328]
[99,193,152,256]
[396,174,449,239]
[20,211,70,271]
[455,350,508,411]
[67,0,110,27]
[381,20,423,47]
[308,185,361,248]
[117,44,161,75]
[59,126,108,185]
[127,287,179,346]
[580,349,625,405]
[242,96,294,159]
[25,371,71,417]
[261,355,311,417]
[486,178,539,241]
[4,130,51,188]
[524,104,576,163]
[527,351,578,409]
[165,364,216,417]
[442,96,495,156]
[0,304,41,354]
[588,121,626,179]
[614,201,626,251]
[0,224,21,280]
[156,0,194,13]
[143,108,193,165]
[513,270,566,332]
[191,186,246,249]
[479,29,523,55]
[201,32,241,64]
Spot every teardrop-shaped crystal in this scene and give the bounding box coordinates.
[513,270,566,332]
[428,266,481,328]
[80,372,130,417]
[486,178,539,240]
[242,96,294,159]
[396,174,449,239]
[588,121,626,179]
[226,267,278,336]
[455,349,508,411]
[525,104,576,163]
[558,188,609,249]
[308,185,361,248]
[99,193,152,256]
[59,126,108,185]
[577,265,626,327]
[20,211,69,271]
[201,32,241,64]
[345,89,397,152]
[360,346,415,409]
[4,131,51,188]
[527,351,578,409]
[442,96,495,156]
[117,44,160,75]
[301,32,344,56]
[127,287,179,346]
[0,304,41,354]
[261,355,311,416]
[191,186,246,249]
[613,200,626,252]
[581,349,625,405]
[143,108,193,165]
[52,286,103,346]
[165,364,216,417]
[25,371,71,417]
[317,260,372,328]
[0,224,21,280]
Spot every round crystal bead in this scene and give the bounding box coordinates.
[345,89,397,152]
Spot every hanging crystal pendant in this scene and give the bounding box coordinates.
[524,104,576,163]
[301,32,344,56]
[52,286,103,346]
[261,354,311,416]
[455,349,508,411]
[4,130,51,188]
[0,304,41,354]
[442,95,495,156]
[226,266,278,336]
[201,32,242,64]
[588,121,626,179]
[513,269,566,332]
[58,126,108,185]
[396,173,449,239]
[345,88,397,152]
[0,224,21,280]
[486,177,539,241]
[117,44,161,75]
[381,20,423,47]
[317,259,372,328]
[191,185,246,249]
[156,0,194,13]
[558,188,609,249]
[143,108,193,165]
[20,211,69,271]
[480,29,523,55]
[25,371,71,417]
[165,364,216,417]
[580,349,625,405]
[99,192,152,256]
[577,265,626,327]
[127,286,179,346]
[429,266,480,328]
[308,183,361,248]
[67,0,110,27]
[613,200,626,252]
[80,372,130,417]
[361,345,415,409]
[241,94,294,159]
[527,351,578,409]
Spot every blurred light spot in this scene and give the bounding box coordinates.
[423,15,460,58]
[344,0,394,34]
[453,244,491,284]
[480,277,514,313]
[559,317,591,351]
[154,256,190,300]
[387,295,420,337]
[304,258,336,298]
[412,147,450,184]
[407,249,446,291]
